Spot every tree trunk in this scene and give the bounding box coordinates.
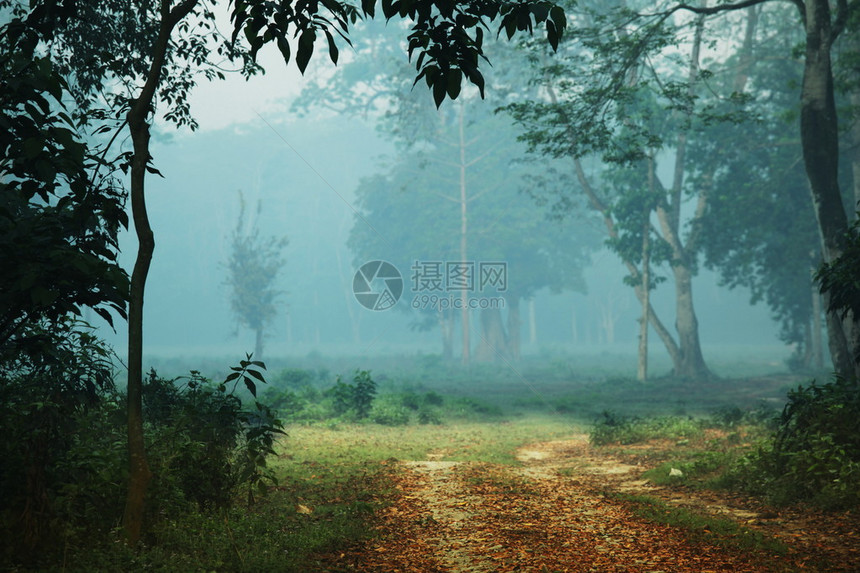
[800,0,860,379]
[458,102,470,365]
[507,298,521,361]
[475,307,508,362]
[254,327,264,361]
[812,276,824,369]
[637,207,650,382]
[528,299,537,346]
[439,310,454,360]
[672,263,710,380]
[123,107,154,546]
[121,0,199,544]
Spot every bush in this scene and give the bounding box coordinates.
[328,370,377,421]
[726,377,860,509]
[589,411,703,446]
[370,397,411,426]
[143,365,284,510]
[0,319,116,563]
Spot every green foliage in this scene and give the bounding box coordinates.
[589,411,703,446]
[716,378,860,508]
[370,395,412,426]
[0,349,284,568]
[0,321,115,562]
[143,366,284,510]
[329,369,377,420]
[0,29,128,350]
[816,213,860,340]
[235,0,565,107]
[727,377,860,509]
[351,370,377,419]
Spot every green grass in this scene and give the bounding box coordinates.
[608,492,788,556]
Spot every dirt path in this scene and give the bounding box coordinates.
[319,437,857,572]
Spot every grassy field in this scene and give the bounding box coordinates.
[45,351,824,571]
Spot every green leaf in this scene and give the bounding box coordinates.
[432,76,446,107]
[296,29,316,74]
[446,69,462,100]
[324,29,339,64]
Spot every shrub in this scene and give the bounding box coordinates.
[273,367,317,388]
[370,397,411,426]
[327,370,377,420]
[589,411,703,446]
[726,377,860,509]
[142,363,284,510]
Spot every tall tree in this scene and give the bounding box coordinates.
[693,9,832,371]
[507,1,728,380]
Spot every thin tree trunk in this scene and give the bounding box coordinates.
[124,109,154,545]
[122,0,198,544]
[637,205,650,382]
[543,82,684,371]
[254,327,263,361]
[507,298,521,361]
[528,299,537,346]
[439,310,454,360]
[458,102,470,364]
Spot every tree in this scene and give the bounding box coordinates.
[0,24,128,355]
[508,0,860,380]
[694,52,829,371]
[0,20,127,554]
[11,0,567,543]
[296,19,597,362]
[225,193,288,361]
[506,0,730,380]
[348,101,598,362]
[676,0,860,378]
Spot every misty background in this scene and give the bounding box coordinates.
[95,110,783,372]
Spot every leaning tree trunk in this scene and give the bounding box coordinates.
[800,0,860,379]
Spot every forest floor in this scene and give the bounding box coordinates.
[314,434,860,572]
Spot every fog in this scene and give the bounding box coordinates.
[96,111,785,376]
